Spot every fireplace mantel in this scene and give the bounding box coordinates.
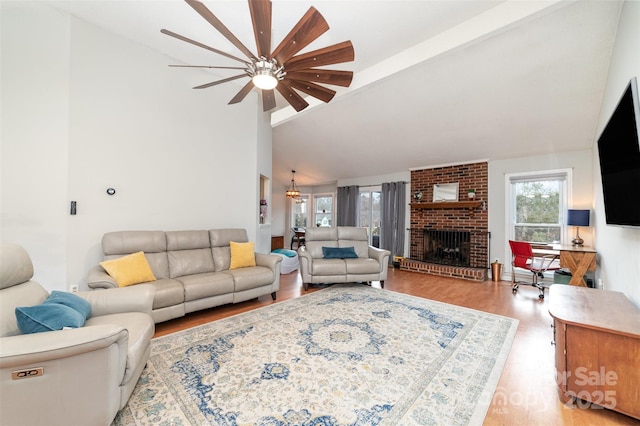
[410,201,483,215]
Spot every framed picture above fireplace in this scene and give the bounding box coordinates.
[433,183,459,202]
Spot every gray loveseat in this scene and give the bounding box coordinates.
[88,229,282,323]
[298,226,391,290]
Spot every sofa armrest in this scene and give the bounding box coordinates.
[87,265,117,289]
[76,284,155,316]
[255,253,283,271]
[298,247,313,262]
[0,324,128,368]
[368,246,391,269]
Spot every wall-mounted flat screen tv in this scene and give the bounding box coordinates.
[597,77,640,227]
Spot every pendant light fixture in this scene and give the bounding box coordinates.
[285,170,301,199]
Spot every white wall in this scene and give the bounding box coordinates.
[1,3,71,289]
[1,3,268,292]
[489,149,594,273]
[592,1,640,306]
[256,100,273,254]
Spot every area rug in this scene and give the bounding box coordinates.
[113,284,518,426]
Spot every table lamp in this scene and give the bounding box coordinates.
[567,209,590,246]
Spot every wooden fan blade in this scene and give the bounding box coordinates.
[229,81,255,104]
[285,69,353,87]
[276,81,309,112]
[262,89,276,112]
[161,29,249,64]
[272,7,329,65]
[169,65,246,70]
[185,0,257,60]
[286,79,335,103]
[193,74,248,89]
[249,0,271,58]
[285,41,354,72]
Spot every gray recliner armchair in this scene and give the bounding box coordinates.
[0,244,155,426]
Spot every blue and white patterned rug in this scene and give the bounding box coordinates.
[113,284,518,426]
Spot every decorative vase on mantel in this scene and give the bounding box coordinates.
[468,189,476,200]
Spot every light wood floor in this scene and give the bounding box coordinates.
[155,268,640,426]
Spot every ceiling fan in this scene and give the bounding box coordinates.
[161,0,355,112]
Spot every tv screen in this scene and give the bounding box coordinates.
[597,77,640,227]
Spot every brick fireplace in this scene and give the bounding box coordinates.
[401,162,489,281]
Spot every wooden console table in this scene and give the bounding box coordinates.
[549,285,640,420]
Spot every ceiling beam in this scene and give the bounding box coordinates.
[271,0,573,127]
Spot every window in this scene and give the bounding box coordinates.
[359,189,381,247]
[313,194,334,227]
[507,170,571,244]
[291,195,309,229]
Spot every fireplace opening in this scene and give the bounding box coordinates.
[423,229,471,267]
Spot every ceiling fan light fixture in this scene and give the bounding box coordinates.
[250,57,283,90]
[252,72,278,90]
[286,170,301,198]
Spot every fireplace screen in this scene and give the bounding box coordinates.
[423,229,471,267]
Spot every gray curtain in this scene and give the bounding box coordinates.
[381,182,406,263]
[337,185,359,226]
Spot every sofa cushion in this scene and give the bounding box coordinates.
[230,241,256,269]
[311,259,347,275]
[166,230,210,251]
[337,227,370,258]
[305,241,338,259]
[150,278,185,310]
[102,230,167,254]
[16,303,85,334]
[225,266,274,292]
[322,246,358,259]
[178,272,235,301]
[168,249,215,278]
[100,251,157,287]
[345,258,381,274]
[0,281,49,337]
[102,231,170,279]
[306,227,339,241]
[210,229,249,271]
[46,291,92,320]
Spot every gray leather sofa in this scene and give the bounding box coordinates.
[298,227,391,290]
[0,243,155,426]
[88,229,282,323]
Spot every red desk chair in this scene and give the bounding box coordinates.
[509,240,561,299]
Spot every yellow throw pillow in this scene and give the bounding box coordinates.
[229,241,256,269]
[100,251,157,287]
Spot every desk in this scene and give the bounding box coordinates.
[532,245,596,286]
[558,245,596,287]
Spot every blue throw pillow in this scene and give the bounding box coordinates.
[15,304,86,334]
[322,246,358,259]
[45,291,92,320]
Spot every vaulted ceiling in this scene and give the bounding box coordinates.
[49,0,624,190]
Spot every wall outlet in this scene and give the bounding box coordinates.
[70,285,79,293]
[598,278,604,290]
